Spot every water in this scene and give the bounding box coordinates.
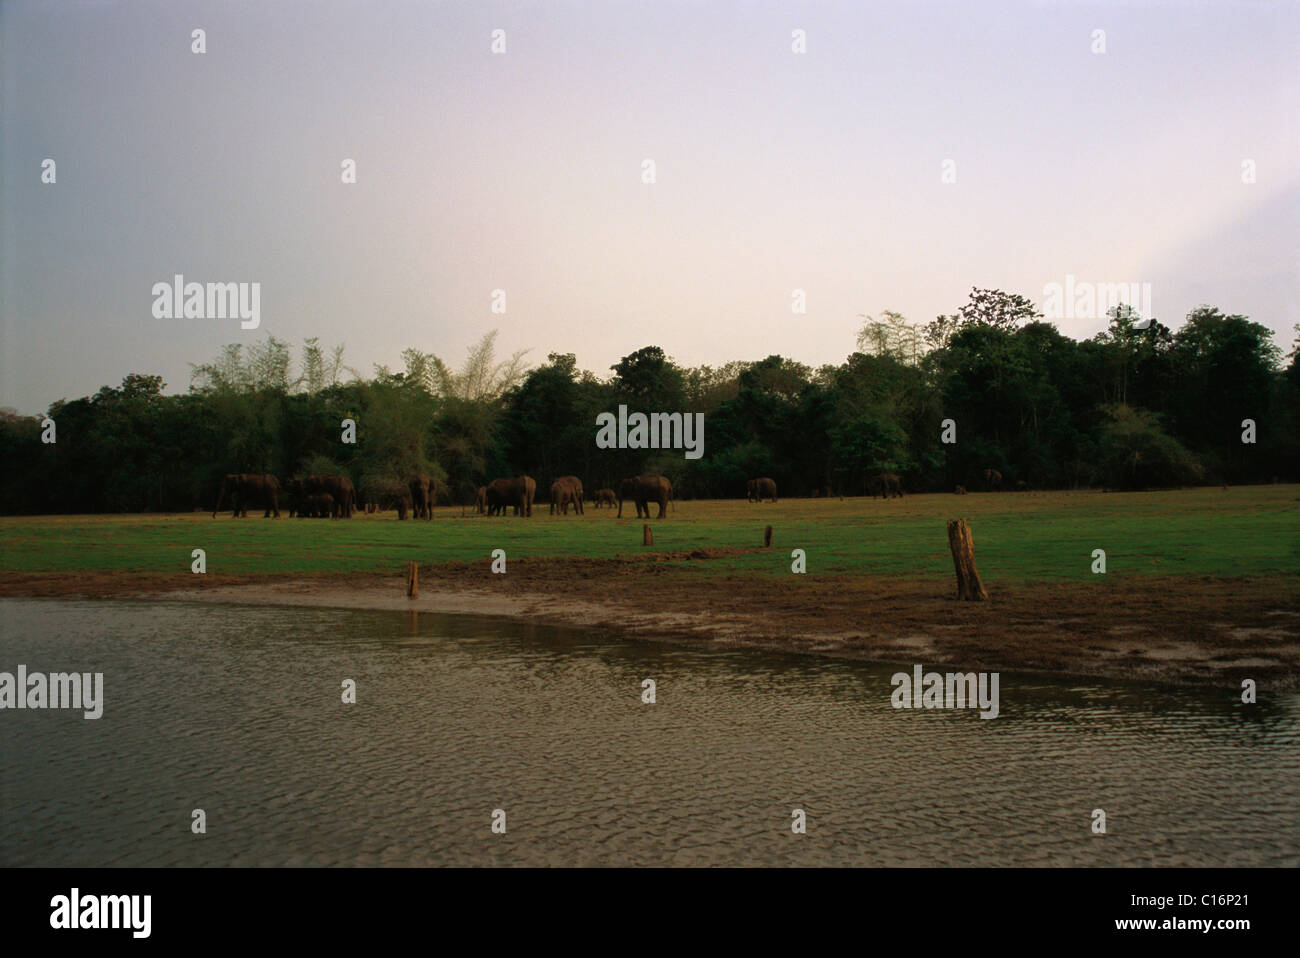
[1,598,1297,866]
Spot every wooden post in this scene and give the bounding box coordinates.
[764,525,773,547]
[406,561,418,599]
[946,519,988,601]
[643,524,653,546]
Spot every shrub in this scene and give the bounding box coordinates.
[1095,405,1203,490]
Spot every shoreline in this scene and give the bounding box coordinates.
[3,562,1298,690]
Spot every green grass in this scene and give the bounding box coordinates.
[0,486,1296,582]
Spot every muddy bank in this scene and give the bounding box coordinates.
[2,558,1297,689]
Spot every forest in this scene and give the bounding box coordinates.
[1,289,1295,514]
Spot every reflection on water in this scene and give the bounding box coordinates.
[1,598,1297,866]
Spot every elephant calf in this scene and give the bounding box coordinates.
[297,492,336,518]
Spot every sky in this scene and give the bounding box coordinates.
[2,0,1297,414]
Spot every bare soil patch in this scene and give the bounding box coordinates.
[4,556,1296,689]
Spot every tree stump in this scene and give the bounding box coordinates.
[406,561,418,599]
[764,525,773,548]
[643,525,653,546]
[946,519,988,601]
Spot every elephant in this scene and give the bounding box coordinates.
[213,473,280,518]
[299,474,357,517]
[984,469,1003,492]
[747,477,778,503]
[954,484,967,495]
[486,476,536,517]
[484,482,507,516]
[394,493,413,520]
[293,492,333,518]
[618,475,672,519]
[408,475,435,520]
[474,486,487,514]
[549,475,585,515]
[592,488,617,509]
[869,472,903,499]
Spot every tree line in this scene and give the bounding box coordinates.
[1,290,1295,514]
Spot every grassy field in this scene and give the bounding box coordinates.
[0,485,1296,583]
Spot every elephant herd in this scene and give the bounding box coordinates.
[205,471,679,521]
[969,469,1027,493]
[468,474,674,520]
[749,475,900,500]
[212,473,357,519]
[213,466,1018,520]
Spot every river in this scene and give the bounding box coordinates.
[1,598,1297,866]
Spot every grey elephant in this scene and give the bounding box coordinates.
[408,474,436,520]
[618,474,672,519]
[486,476,536,517]
[213,473,280,518]
[747,477,777,502]
[869,472,903,499]
[549,475,584,515]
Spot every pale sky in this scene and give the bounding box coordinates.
[2,0,1297,414]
